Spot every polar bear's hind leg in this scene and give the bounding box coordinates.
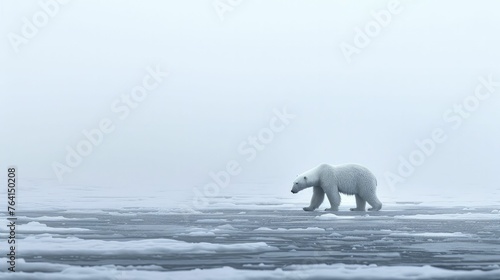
[366,195,382,211]
[350,194,366,211]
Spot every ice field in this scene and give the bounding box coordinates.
[1,182,500,279]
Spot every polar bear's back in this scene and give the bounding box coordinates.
[323,164,377,195]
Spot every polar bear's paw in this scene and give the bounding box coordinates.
[350,208,365,211]
[303,207,315,211]
[324,207,338,212]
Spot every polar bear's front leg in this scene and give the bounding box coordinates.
[303,186,324,211]
[324,188,341,211]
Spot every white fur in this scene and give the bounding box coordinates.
[291,164,382,212]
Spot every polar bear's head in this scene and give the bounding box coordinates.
[291,176,308,194]
[291,169,318,194]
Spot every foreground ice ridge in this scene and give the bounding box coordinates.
[1,259,500,280]
[16,235,278,256]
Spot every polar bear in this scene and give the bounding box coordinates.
[291,164,382,212]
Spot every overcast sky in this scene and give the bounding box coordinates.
[1,0,499,204]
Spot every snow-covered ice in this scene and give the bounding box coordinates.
[18,235,277,256]
[394,213,500,220]
[315,213,356,220]
[254,227,326,233]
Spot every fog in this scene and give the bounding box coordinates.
[1,0,499,205]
